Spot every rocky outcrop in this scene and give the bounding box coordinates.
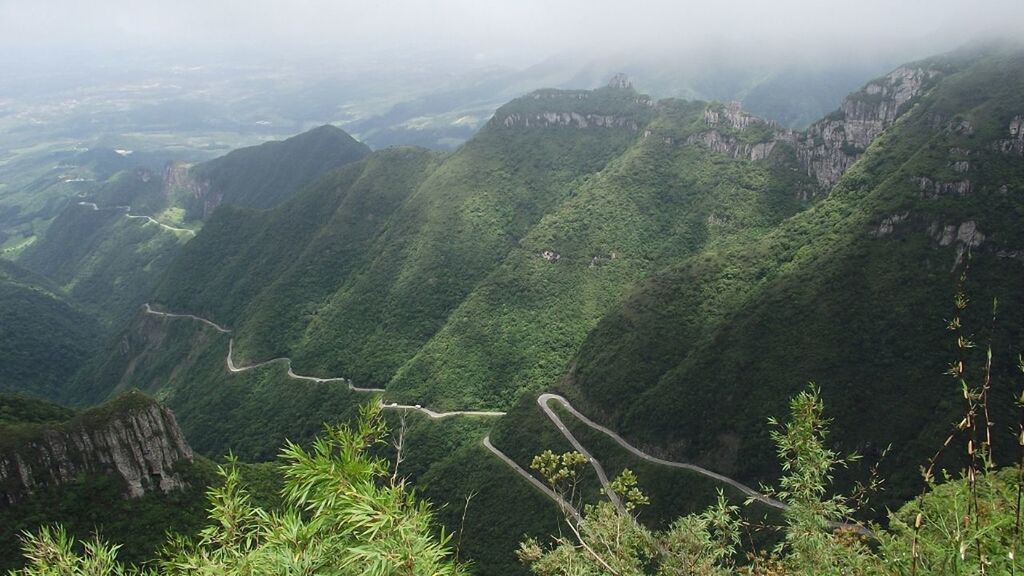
[500,111,642,131]
[794,66,942,189]
[0,394,193,507]
[540,250,561,262]
[494,80,654,132]
[703,102,768,132]
[163,161,216,220]
[607,73,633,90]
[870,212,910,237]
[672,102,780,162]
[684,130,777,162]
[994,115,1024,156]
[913,176,973,198]
[927,219,986,269]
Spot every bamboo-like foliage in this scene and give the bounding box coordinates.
[520,382,1024,575]
[10,401,467,576]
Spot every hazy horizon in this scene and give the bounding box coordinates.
[3,0,1023,70]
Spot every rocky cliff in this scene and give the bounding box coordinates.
[673,101,780,161]
[163,161,216,220]
[794,65,943,189]
[0,392,193,507]
[492,82,655,131]
[686,65,946,192]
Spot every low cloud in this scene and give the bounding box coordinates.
[1,0,1022,67]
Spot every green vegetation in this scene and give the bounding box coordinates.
[0,394,74,426]
[139,91,652,400]
[0,392,283,573]
[16,201,189,330]
[0,459,217,573]
[11,124,372,331]
[387,99,809,408]
[558,47,1024,510]
[10,402,466,575]
[0,263,101,399]
[184,124,371,218]
[520,385,1024,575]
[117,83,810,414]
[55,45,1024,574]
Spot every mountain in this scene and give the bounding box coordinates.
[0,392,202,571]
[137,85,654,395]
[181,124,371,218]
[515,45,1024,506]
[60,45,1024,573]
[0,261,101,399]
[0,391,193,506]
[13,125,370,329]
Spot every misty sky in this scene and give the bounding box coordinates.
[2,0,1022,67]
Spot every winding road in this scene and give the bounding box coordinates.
[483,435,582,523]
[143,303,231,333]
[78,201,196,236]
[226,338,386,393]
[537,393,785,511]
[142,303,871,536]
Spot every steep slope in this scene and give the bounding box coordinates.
[0,147,153,254]
[145,84,655,393]
[554,46,1024,504]
[16,125,370,329]
[0,391,193,506]
[62,49,1024,574]
[66,148,445,456]
[16,194,190,328]
[0,392,282,572]
[0,262,101,399]
[182,124,371,218]
[386,100,813,408]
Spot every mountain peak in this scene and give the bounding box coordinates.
[607,73,633,90]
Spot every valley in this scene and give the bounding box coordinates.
[137,300,794,521]
[1,33,1023,575]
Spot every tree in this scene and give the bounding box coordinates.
[11,401,467,576]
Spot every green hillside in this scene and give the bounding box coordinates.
[386,100,812,408]
[16,198,190,329]
[147,85,654,394]
[14,125,371,329]
[64,46,1024,574]
[128,81,812,416]
[0,148,145,255]
[185,124,371,218]
[0,393,282,573]
[556,46,1024,506]
[0,262,101,399]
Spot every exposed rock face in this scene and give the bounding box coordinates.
[540,249,561,262]
[607,73,633,90]
[870,212,910,237]
[995,115,1024,156]
[684,130,777,162]
[676,102,779,162]
[500,111,642,130]
[794,66,941,189]
[163,161,216,220]
[494,82,654,132]
[703,102,766,132]
[914,176,973,198]
[927,219,985,269]
[0,397,193,506]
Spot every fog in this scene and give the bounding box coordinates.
[2,0,1022,68]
